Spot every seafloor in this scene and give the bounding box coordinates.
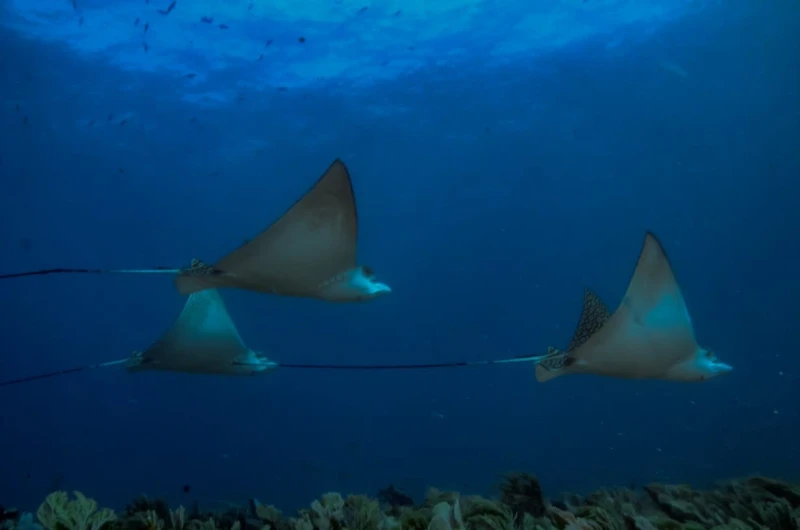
[2,473,799,530]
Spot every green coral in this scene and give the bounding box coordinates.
[462,499,515,530]
[397,507,428,530]
[427,499,464,530]
[499,474,546,519]
[26,473,800,530]
[309,493,345,530]
[37,492,116,530]
[343,495,383,530]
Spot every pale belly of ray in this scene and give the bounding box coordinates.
[577,296,697,379]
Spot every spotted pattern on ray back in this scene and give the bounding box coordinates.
[539,347,574,371]
[566,287,611,352]
[180,258,216,277]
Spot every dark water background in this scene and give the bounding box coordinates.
[1,0,798,514]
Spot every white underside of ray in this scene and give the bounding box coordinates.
[570,234,700,379]
[141,289,251,372]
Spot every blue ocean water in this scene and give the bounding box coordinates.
[0,0,798,516]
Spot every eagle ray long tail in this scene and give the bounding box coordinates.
[0,359,129,386]
[0,355,548,387]
[0,267,181,279]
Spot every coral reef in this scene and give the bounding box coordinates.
[36,491,116,530]
[3,474,800,530]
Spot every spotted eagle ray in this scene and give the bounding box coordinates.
[125,289,277,376]
[0,232,731,388]
[0,290,278,386]
[0,159,390,303]
[536,232,732,383]
[0,287,548,387]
